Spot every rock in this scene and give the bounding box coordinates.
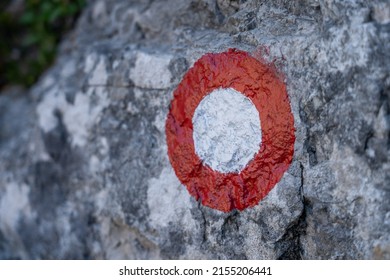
[0,0,389,259]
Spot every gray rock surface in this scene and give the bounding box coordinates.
[0,0,389,259]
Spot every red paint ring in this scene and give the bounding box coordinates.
[166,49,295,212]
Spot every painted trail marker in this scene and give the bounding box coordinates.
[166,49,295,212]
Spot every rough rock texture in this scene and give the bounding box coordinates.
[1,0,389,259]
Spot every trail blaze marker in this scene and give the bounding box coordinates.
[165,49,295,212]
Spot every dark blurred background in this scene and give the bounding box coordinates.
[0,0,85,90]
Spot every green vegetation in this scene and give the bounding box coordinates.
[0,0,85,89]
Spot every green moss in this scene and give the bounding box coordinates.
[0,0,85,89]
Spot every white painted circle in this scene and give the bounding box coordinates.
[192,87,262,173]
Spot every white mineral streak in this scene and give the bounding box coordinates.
[129,52,173,89]
[192,87,262,173]
[147,167,195,230]
[0,182,31,230]
[88,56,108,85]
[36,86,109,147]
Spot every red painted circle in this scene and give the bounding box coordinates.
[165,49,295,212]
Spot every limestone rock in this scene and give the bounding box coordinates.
[0,0,389,259]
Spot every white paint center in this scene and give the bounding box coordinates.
[192,87,262,173]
